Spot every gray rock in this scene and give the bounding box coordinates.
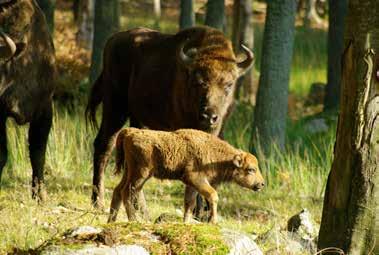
[41,244,149,255]
[305,118,328,134]
[287,209,316,240]
[65,226,103,239]
[222,229,263,255]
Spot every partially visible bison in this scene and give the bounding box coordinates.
[0,0,56,200]
[86,26,254,208]
[108,128,265,223]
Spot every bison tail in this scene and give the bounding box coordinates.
[85,73,103,129]
[114,130,126,175]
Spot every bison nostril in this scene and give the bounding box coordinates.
[210,114,218,124]
[200,114,209,121]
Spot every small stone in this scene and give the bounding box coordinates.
[222,229,263,255]
[66,226,103,239]
[305,118,328,134]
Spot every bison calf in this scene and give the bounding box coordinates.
[108,128,265,224]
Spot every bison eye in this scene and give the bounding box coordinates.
[225,83,233,93]
[247,168,256,174]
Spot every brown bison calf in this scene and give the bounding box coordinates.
[108,128,265,224]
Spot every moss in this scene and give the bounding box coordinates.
[27,222,229,255]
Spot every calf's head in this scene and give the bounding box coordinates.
[231,152,265,191]
[177,34,254,134]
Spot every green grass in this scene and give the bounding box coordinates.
[0,4,332,254]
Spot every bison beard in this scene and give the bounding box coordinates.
[0,0,56,200]
[86,26,254,210]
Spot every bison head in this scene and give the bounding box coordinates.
[0,0,33,62]
[231,152,265,191]
[177,35,254,134]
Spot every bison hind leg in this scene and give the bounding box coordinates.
[0,112,7,183]
[29,102,53,202]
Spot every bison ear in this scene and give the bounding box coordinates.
[233,154,243,168]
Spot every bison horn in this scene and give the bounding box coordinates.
[237,44,254,74]
[0,30,17,60]
[178,39,197,67]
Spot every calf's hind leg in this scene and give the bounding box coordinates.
[122,170,150,221]
[184,185,198,223]
[108,170,129,222]
[29,103,53,201]
[0,112,7,183]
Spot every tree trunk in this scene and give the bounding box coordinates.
[75,0,95,50]
[153,0,161,29]
[323,0,348,111]
[251,0,296,153]
[318,0,379,253]
[180,0,195,30]
[36,0,55,35]
[89,0,119,84]
[233,0,255,104]
[205,0,225,31]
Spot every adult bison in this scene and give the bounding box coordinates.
[86,26,254,208]
[0,0,56,200]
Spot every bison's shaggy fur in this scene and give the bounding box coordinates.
[0,0,56,200]
[86,26,254,208]
[108,128,264,223]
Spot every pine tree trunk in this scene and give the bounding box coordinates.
[36,0,55,35]
[180,0,195,30]
[153,0,161,29]
[318,0,379,253]
[75,0,95,50]
[251,0,296,153]
[323,0,348,111]
[233,0,256,104]
[89,0,119,84]
[205,0,225,31]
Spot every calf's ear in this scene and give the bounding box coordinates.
[233,154,243,168]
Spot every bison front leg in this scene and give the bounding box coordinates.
[28,102,52,201]
[92,106,127,209]
[0,112,7,183]
[184,185,197,223]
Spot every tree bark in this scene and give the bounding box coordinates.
[89,0,119,84]
[323,0,348,111]
[180,0,195,30]
[318,0,379,253]
[36,0,55,35]
[153,0,161,29]
[205,0,225,31]
[233,0,255,104]
[75,0,95,50]
[251,0,296,153]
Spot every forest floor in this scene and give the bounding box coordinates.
[0,1,333,254]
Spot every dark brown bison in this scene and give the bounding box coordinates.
[0,0,56,200]
[86,26,254,208]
